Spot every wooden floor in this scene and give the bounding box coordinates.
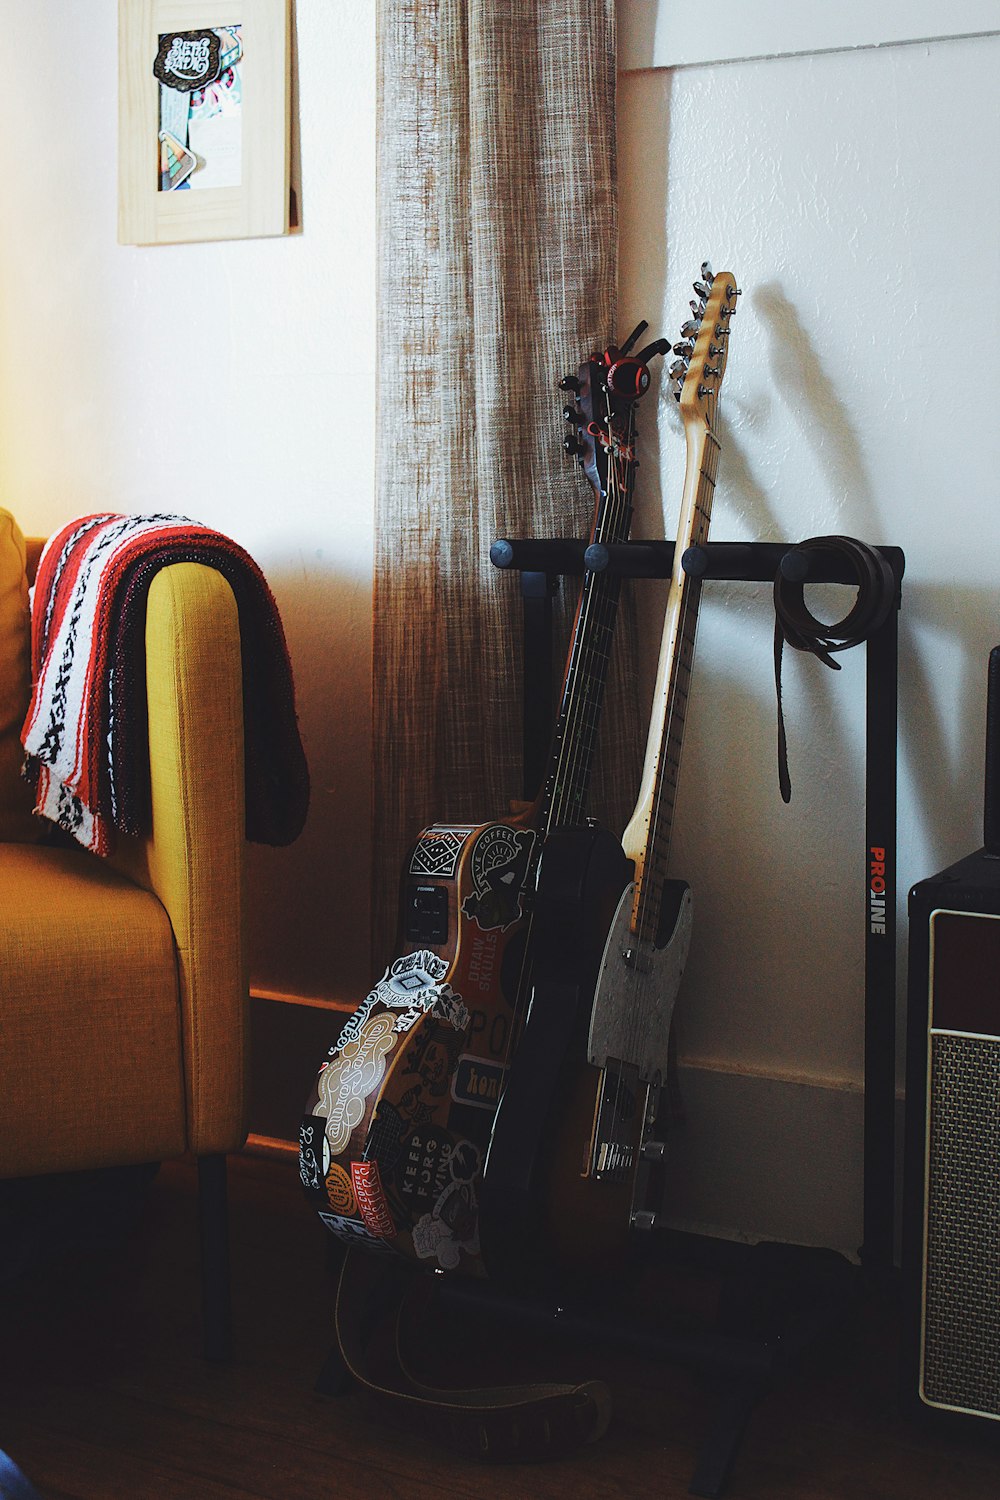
[2,1153,999,1499]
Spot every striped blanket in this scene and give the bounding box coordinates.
[22,513,310,854]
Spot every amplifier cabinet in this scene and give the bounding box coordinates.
[903,849,1000,1433]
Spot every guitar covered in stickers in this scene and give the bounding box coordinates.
[299,321,670,1277]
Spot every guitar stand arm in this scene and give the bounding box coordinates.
[493,535,905,585]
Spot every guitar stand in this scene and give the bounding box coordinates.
[315,536,903,1498]
[479,535,905,1496]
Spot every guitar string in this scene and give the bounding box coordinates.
[622,407,720,1101]
[494,379,635,1088]
[606,294,727,1163]
[550,395,635,832]
[584,395,640,1165]
[564,392,637,1170]
[611,284,729,1153]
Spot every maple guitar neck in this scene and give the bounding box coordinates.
[621,271,738,942]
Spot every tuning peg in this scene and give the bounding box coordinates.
[700,260,714,283]
[672,340,695,359]
[668,358,688,380]
[690,299,706,319]
[679,319,701,339]
[617,320,649,357]
[558,374,581,393]
[563,435,585,457]
[563,404,585,425]
[693,279,712,302]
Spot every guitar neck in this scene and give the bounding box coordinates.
[621,419,720,940]
[540,407,637,834]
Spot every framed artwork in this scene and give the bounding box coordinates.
[118,0,290,245]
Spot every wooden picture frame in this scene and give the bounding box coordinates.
[118,0,290,245]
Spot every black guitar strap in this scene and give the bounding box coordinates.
[773,536,896,803]
[333,1250,612,1463]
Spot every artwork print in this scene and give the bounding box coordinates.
[155,27,244,191]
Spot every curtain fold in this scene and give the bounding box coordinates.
[373,0,640,962]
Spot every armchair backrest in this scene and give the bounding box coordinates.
[0,509,39,843]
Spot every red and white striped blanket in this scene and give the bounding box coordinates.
[22,513,310,854]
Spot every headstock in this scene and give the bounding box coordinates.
[667,261,740,430]
[559,321,670,499]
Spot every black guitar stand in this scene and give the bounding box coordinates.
[460,534,905,1496]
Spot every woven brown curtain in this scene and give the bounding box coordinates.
[372,0,640,962]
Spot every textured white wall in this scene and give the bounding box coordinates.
[619,33,1000,1248]
[0,1,376,1005]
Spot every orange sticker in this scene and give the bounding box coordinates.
[351,1160,396,1239]
[325,1160,357,1217]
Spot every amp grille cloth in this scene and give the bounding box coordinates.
[923,1032,1000,1416]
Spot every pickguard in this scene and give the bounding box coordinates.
[587,879,693,1083]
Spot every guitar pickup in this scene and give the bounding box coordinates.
[403,883,449,945]
[590,1057,641,1182]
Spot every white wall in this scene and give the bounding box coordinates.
[0,1,377,1006]
[620,29,1000,1251]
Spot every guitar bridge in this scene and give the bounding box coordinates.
[590,1058,641,1181]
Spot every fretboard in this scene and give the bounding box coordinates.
[540,419,637,834]
[621,423,720,940]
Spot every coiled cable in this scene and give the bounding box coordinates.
[774,536,897,802]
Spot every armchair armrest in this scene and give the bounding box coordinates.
[109,562,248,1156]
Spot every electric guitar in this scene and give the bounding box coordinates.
[587,266,740,1230]
[299,323,669,1276]
[476,268,740,1274]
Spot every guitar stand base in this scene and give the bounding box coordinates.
[313,1238,862,1495]
[436,1237,861,1498]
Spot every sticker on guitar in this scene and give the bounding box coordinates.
[461,823,536,931]
[330,949,470,1061]
[318,1013,397,1154]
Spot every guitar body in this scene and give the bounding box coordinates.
[300,813,538,1276]
[478,824,635,1282]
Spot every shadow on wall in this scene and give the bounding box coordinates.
[755,288,997,872]
[755,280,883,542]
[244,558,372,1006]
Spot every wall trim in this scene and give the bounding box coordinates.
[618,0,999,73]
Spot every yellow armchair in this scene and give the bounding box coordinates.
[0,511,248,1359]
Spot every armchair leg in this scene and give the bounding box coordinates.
[197,1153,232,1362]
